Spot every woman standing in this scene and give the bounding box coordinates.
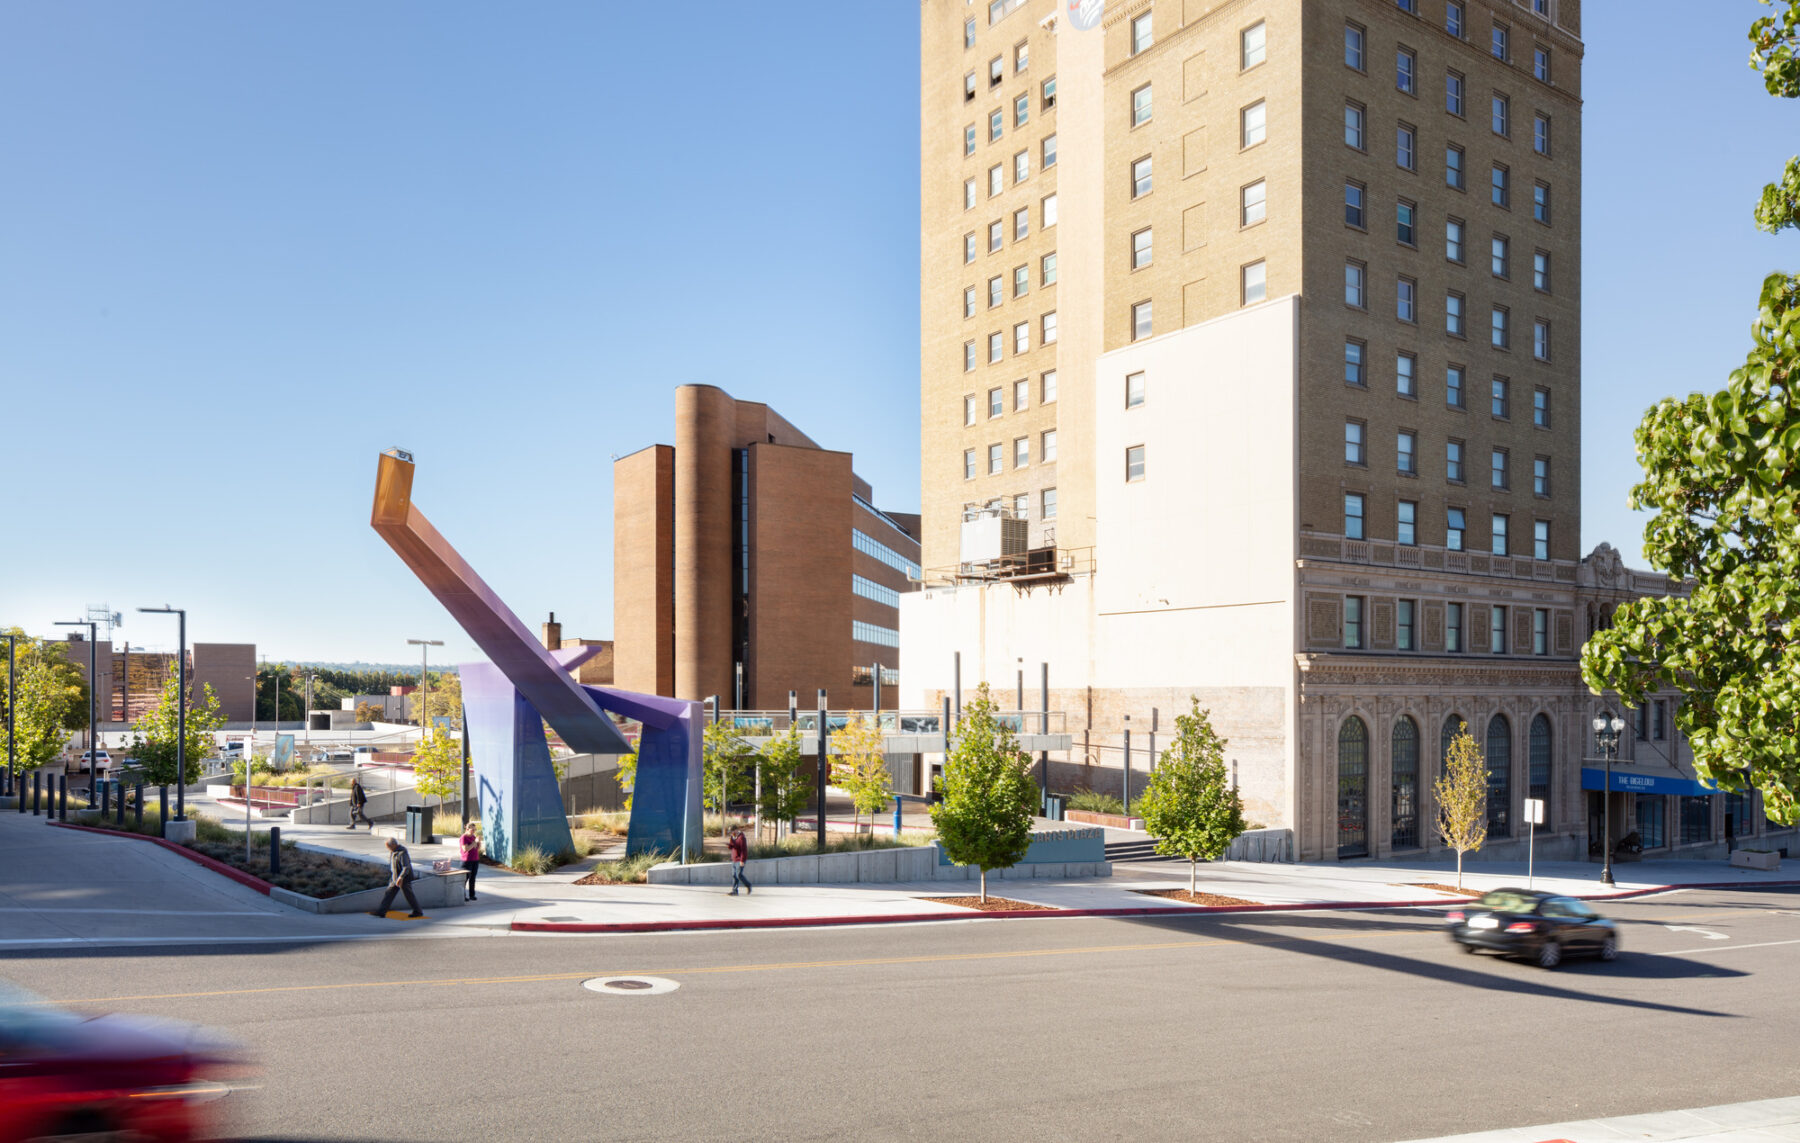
[459,821,482,901]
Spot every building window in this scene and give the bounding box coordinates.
[852,620,901,649]
[1446,70,1464,115]
[1534,181,1551,223]
[1041,428,1057,462]
[1528,713,1552,816]
[1680,794,1711,845]
[964,233,977,264]
[853,574,901,609]
[990,108,1004,141]
[1492,234,1509,278]
[965,125,977,156]
[1492,513,1509,557]
[1446,1,1464,37]
[1533,518,1550,559]
[1043,193,1058,227]
[1241,100,1267,148]
[1446,144,1465,189]
[1126,371,1146,408]
[1397,48,1416,94]
[988,387,1004,417]
[1132,227,1154,270]
[1344,493,1366,539]
[1345,23,1365,70]
[1492,164,1510,207]
[1042,133,1058,168]
[1345,103,1366,149]
[1242,260,1267,305]
[988,276,1003,308]
[1344,595,1365,647]
[1491,376,1511,419]
[1727,791,1753,840]
[1012,493,1029,519]
[1125,444,1146,482]
[1397,0,1416,12]
[1533,113,1550,155]
[1491,306,1510,350]
[1016,38,1029,73]
[1534,249,1551,291]
[1131,300,1153,341]
[965,17,976,48]
[1491,93,1509,137]
[1491,447,1509,490]
[1132,156,1153,198]
[988,442,1003,474]
[1448,364,1465,407]
[1533,456,1549,497]
[1013,322,1029,354]
[989,52,1004,84]
[964,394,978,425]
[1346,261,1366,308]
[989,220,1004,252]
[1242,180,1267,226]
[1533,386,1550,427]
[1345,340,1366,386]
[1042,486,1057,518]
[1635,704,1648,741]
[1013,378,1029,410]
[1446,217,1464,261]
[963,286,977,318]
[1653,700,1667,741]
[1345,420,1366,466]
[1242,20,1266,69]
[1397,200,1416,245]
[1131,9,1153,54]
[1014,150,1030,184]
[964,341,976,371]
[1397,277,1416,322]
[1492,23,1508,62]
[1534,319,1551,361]
[1446,291,1465,336]
[1398,601,1417,651]
[1041,369,1057,402]
[988,332,1003,363]
[1131,83,1153,127]
[964,178,976,210]
[1534,45,1551,83]
[963,449,976,479]
[1637,796,1666,850]
[1041,310,1057,343]
[1485,715,1511,836]
[1447,440,1466,483]
[1015,94,1030,128]
[1490,605,1508,653]
[1013,436,1029,468]
[1014,264,1029,298]
[1397,499,1417,545]
[1397,124,1416,169]
[1397,351,1416,396]
[1446,603,1464,652]
[1345,181,1365,227]
[1041,251,1058,285]
[1397,430,1417,474]
[1013,206,1030,240]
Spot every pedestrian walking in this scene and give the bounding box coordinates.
[459,821,482,901]
[727,825,751,895]
[346,776,371,830]
[370,838,424,918]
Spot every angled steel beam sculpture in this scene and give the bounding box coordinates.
[371,449,701,863]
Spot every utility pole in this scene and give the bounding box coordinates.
[406,639,444,734]
[53,620,97,793]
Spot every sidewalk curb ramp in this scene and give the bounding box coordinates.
[49,820,275,896]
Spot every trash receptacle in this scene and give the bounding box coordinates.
[405,804,434,845]
[1044,793,1068,821]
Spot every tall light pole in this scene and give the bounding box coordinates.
[3,632,18,796]
[407,639,443,733]
[1592,713,1625,886]
[137,607,187,821]
[54,620,97,794]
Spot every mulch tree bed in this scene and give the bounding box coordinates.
[1132,889,1260,907]
[920,896,1055,912]
[1402,882,1483,897]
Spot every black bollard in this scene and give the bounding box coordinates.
[58,775,67,821]
[134,783,144,829]
[115,782,125,826]
[32,771,40,816]
[269,826,281,876]
[159,785,168,829]
[100,781,110,817]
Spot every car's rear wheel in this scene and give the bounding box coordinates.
[1599,935,1619,961]
[1536,939,1562,969]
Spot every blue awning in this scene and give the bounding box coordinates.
[1581,767,1717,797]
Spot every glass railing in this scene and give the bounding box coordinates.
[718,710,1065,736]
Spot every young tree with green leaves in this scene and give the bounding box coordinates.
[930,685,1038,901]
[0,633,88,774]
[833,713,893,835]
[702,720,755,833]
[1135,699,1247,896]
[1582,3,1800,825]
[1435,724,1487,889]
[756,726,811,836]
[127,672,227,788]
[410,729,462,804]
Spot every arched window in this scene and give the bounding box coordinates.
[1529,713,1553,823]
[1486,714,1512,838]
[1392,717,1420,849]
[1440,714,1465,777]
[1338,716,1369,859]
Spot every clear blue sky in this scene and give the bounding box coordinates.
[0,2,1789,664]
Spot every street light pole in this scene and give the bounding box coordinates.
[137,607,186,821]
[1592,713,1625,887]
[4,633,17,797]
[53,620,98,796]
[406,639,443,734]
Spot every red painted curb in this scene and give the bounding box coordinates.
[49,821,275,896]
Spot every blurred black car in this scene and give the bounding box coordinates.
[1445,888,1620,968]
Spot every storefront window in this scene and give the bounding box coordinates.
[1727,792,1754,839]
[1679,796,1712,845]
[1636,796,1667,849]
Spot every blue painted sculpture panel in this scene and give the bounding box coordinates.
[463,662,574,865]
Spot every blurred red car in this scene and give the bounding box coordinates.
[0,982,240,1142]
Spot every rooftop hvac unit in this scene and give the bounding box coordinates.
[961,512,1029,563]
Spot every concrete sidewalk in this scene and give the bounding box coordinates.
[1402,1093,1800,1141]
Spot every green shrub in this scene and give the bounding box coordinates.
[1068,789,1124,815]
[577,810,630,835]
[582,849,674,883]
[510,846,553,875]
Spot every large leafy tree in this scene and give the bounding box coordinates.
[0,632,89,772]
[1135,699,1246,896]
[1582,3,1800,824]
[930,685,1037,901]
[127,672,228,788]
[410,729,462,803]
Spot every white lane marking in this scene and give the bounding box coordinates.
[1663,937,1800,956]
[1664,925,1729,940]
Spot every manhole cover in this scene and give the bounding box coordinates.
[583,975,679,996]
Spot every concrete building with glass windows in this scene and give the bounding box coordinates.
[906,0,1796,862]
[612,385,920,712]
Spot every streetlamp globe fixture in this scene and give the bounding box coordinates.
[1592,713,1626,886]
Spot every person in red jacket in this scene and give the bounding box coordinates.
[727,826,751,895]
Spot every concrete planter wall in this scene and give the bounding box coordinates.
[1731,848,1781,871]
[646,844,1111,886]
[270,870,468,914]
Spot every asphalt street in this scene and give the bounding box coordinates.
[5,888,1798,1142]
